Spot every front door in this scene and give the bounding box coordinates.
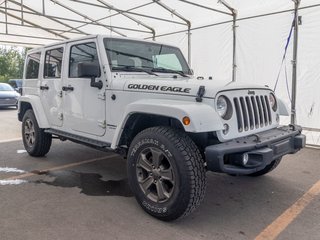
[40,46,64,127]
[63,40,106,137]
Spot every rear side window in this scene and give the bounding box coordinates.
[26,52,41,79]
[44,48,64,78]
[69,42,100,78]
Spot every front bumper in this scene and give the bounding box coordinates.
[205,125,306,175]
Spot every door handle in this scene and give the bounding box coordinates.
[40,85,49,90]
[62,86,74,91]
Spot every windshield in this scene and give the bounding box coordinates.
[0,83,14,91]
[104,38,191,75]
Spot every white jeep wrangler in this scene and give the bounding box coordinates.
[18,35,305,221]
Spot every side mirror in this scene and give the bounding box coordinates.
[77,62,103,89]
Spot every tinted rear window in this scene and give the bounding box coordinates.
[26,52,41,79]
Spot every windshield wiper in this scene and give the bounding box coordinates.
[112,66,158,76]
[151,67,188,77]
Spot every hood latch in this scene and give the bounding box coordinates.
[196,86,206,102]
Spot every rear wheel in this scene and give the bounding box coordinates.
[127,126,206,221]
[22,109,52,157]
[248,158,282,177]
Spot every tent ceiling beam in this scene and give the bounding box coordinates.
[0,39,42,46]
[65,0,186,27]
[0,32,64,41]
[7,0,86,35]
[96,0,155,40]
[0,20,84,34]
[50,0,126,37]
[0,7,68,39]
[0,5,153,34]
[0,6,152,34]
[59,1,171,36]
[177,0,232,16]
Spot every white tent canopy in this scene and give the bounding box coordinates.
[0,0,320,145]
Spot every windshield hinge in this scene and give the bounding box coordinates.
[196,86,206,102]
[98,120,106,129]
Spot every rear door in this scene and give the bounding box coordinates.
[40,45,64,127]
[63,39,106,137]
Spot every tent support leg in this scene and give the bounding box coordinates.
[291,0,301,124]
[5,0,8,34]
[218,0,238,82]
[232,13,237,82]
[187,26,191,66]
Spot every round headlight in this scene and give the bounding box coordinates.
[216,96,228,118]
[269,93,277,111]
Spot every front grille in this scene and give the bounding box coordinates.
[234,95,272,132]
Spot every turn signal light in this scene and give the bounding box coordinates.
[182,116,191,126]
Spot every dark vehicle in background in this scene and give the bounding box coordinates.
[0,83,20,108]
[8,79,23,93]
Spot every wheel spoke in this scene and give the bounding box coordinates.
[138,153,153,172]
[24,128,31,134]
[160,167,174,182]
[139,176,154,193]
[150,148,163,168]
[156,181,169,201]
[25,120,30,130]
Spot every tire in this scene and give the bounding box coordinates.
[22,109,52,157]
[248,157,282,177]
[127,126,207,221]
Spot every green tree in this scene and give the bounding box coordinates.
[0,46,26,83]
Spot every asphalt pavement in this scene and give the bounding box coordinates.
[0,108,319,240]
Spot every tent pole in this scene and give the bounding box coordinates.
[5,0,8,34]
[232,12,237,82]
[97,0,156,40]
[187,26,191,66]
[152,0,192,66]
[218,0,237,82]
[291,0,301,124]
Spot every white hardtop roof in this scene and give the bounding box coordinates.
[27,34,180,53]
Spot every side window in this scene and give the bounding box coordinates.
[26,52,41,79]
[69,42,100,78]
[44,48,64,78]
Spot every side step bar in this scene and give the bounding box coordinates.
[45,129,111,149]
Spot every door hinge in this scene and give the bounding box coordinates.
[58,113,63,120]
[98,92,106,100]
[98,120,106,129]
[58,91,63,98]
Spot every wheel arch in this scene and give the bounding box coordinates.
[111,99,224,149]
[18,96,50,128]
[116,113,184,149]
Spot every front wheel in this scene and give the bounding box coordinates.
[22,109,52,157]
[127,127,206,221]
